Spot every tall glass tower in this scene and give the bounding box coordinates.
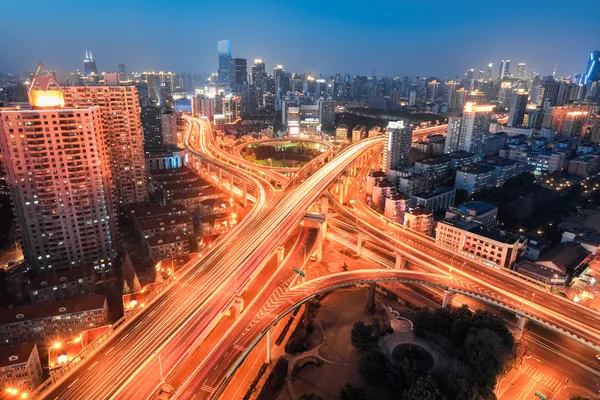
[218,39,231,87]
[582,51,600,86]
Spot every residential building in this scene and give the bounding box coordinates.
[161,109,176,145]
[483,157,528,186]
[383,120,412,174]
[508,92,528,127]
[335,125,348,140]
[141,106,163,147]
[146,233,190,262]
[436,218,526,268]
[536,242,591,275]
[446,201,498,226]
[145,144,186,171]
[130,203,188,222]
[352,125,366,142]
[403,207,434,236]
[393,170,429,196]
[448,151,477,170]
[413,156,451,184]
[567,155,600,176]
[28,267,97,304]
[0,67,117,273]
[411,186,456,213]
[384,193,410,223]
[61,73,148,205]
[136,214,194,240]
[0,295,108,345]
[454,164,496,195]
[372,179,394,210]
[365,171,386,195]
[0,342,43,393]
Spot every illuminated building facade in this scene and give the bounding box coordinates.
[83,51,97,76]
[217,39,231,88]
[383,120,412,174]
[61,83,148,205]
[444,102,494,156]
[0,66,118,273]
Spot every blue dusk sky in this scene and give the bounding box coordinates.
[0,0,598,78]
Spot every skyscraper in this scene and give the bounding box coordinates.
[516,63,526,79]
[229,58,248,93]
[581,51,600,86]
[61,77,148,205]
[444,102,494,156]
[383,120,412,174]
[217,39,231,88]
[273,65,285,91]
[499,60,510,80]
[83,51,98,75]
[508,92,528,127]
[0,65,117,273]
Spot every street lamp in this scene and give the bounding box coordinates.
[552,274,558,293]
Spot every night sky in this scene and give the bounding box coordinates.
[1,0,598,78]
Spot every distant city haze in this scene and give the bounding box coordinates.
[1,0,599,77]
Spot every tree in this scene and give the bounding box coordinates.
[404,375,443,400]
[132,273,142,292]
[339,384,369,400]
[297,395,323,400]
[351,321,376,352]
[358,349,389,384]
[122,279,131,294]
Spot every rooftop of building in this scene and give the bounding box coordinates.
[29,266,96,291]
[150,170,201,183]
[416,156,451,165]
[413,186,456,199]
[352,125,366,131]
[537,242,590,273]
[448,151,475,160]
[483,157,518,167]
[172,186,225,200]
[144,144,185,157]
[457,163,495,174]
[406,206,433,216]
[162,179,211,192]
[516,260,568,280]
[200,213,229,224]
[130,204,188,219]
[0,342,36,368]
[146,233,189,247]
[454,201,497,215]
[138,214,193,231]
[369,170,387,178]
[387,193,411,201]
[374,179,394,188]
[558,208,600,235]
[440,218,521,244]
[150,165,194,176]
[0,294,106,326]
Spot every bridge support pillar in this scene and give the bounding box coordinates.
[242,181,248,208]
[395,253,404,270]
[337,178,345,205]
[233,296,244,319]
[442,290,455,308]
[266,328,272,364]
[230,173,234,195]
[276,245,285,266]
[316,228,323,262]
[207,163,211,180]
[366,282,376,314]
[321,196,328,240]
[218,168,223,188]
[514,315,528,340]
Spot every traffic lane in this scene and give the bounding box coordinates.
[176,230,318,398]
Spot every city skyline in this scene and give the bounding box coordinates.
[1,0,598,78]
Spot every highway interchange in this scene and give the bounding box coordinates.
[37,116,600,399]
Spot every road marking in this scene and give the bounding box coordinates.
[200,384,215,393]
[87,360,99,371]
[67,378,79,389]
